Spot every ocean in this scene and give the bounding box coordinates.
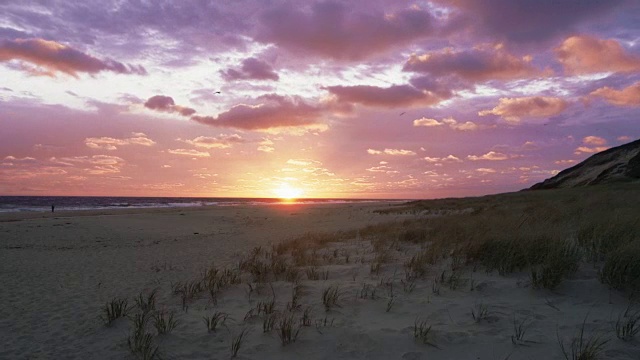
[0,196,390,213]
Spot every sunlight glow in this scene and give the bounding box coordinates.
[274,184,304,200]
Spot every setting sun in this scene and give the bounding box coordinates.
[273,184,303,200]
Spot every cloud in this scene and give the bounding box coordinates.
[574,146,609,155]
[50,155,126,174]
[478,96,568,123]
[589,81,640,106]
[257,138,275,152]
[618,136,633,142]
[184,134,245,149]
[476,168,496,174]
[574,136,609,155]
[583,136,607,146]
[403,45,546,82]
[84,133,156,150]
[555,159,577,165]
[327,84,445,108]
[413,117,478,131]
[423,155,462,163]
[0,38,146,77]
[437,0,624,43]
[192,94,325,130]
[167,149,210,157]
[556,35,640,75]
[221,57,279,81]
[257,2,437,60]
[144,95,196,116]
[367,148,416,156]
[467,151,510,161]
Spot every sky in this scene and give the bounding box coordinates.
[1,1,639,199]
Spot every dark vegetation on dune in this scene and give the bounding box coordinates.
[103,183,639,359]
[530,138,640,190]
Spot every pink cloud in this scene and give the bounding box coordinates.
[327,84,444,108]
[582,136,607,146]
[144,95,196,116]
[0,38,146,77]
[556,35,640,75]
[221,57,279,81]
[84,133,156,150]
[574,146,609,155]
[184,134,245,149]
[574,136,609,155]
[478,96,568,123]
[467,151,510,161]
[423,155,462,163]
[589,81,640,107]
[167,149,210,157]
[413,117,478,131]
[192,94,325,130]
[404,45,546,82]
[49,155,126,175]
[257,3,436,60]
[367,148,416,156]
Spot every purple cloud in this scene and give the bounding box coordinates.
[257,2,437,60]
[192,94,325,130]
[221,57,279,81]
[327,84,447,108]
[438,0,627,43]
[144,95,196,116]
[0,38,146,77]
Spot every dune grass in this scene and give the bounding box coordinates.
[102,297,129,326]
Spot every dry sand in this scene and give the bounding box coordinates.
[0,202,637,359]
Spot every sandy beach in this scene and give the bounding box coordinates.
[1,198,638,360]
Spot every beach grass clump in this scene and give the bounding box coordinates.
[263,312,278,333]
[134,288,158,314]
[101,297,129,326]
[153,310,178,335]
[615,310,640,341]
[599,243,640,292]
[277,313,301,346]
[404,250,430,278]
[230,327,250,358]
[471,303,489,323]
[511,314,532,345]
[203,311,228,332]
[322,285,342,311]
[127,312,158,360]
[558,317,608,360]
[413,318,437,347]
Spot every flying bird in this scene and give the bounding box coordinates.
[399,112,406,116]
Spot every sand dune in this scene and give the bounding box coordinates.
[0,200,638,359]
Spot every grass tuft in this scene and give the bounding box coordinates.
[102,297,129,326]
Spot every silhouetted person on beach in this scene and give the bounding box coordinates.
[51,204,55,213]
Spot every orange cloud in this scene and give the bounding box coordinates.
[478,96,567,123]
[0,38,146,77]
[404,45,546,82]
[589,81,640,106]
[556,35,640,75]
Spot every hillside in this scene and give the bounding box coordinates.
[530,138,640,189]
